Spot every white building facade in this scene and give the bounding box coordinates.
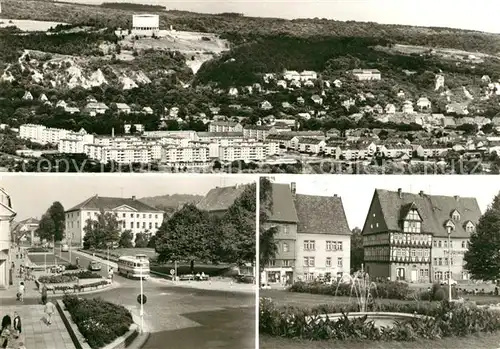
[0,188,16,289]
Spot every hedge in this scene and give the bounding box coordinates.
[39,271,102,284]
[63,295,133,349]
[290,280,412,300]
[64,270,101,279]
[260,297,500,341]
[27,247,49,253]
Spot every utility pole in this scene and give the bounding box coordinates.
[140,265,144,333]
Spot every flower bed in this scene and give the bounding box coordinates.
[260,297,500,341]
[63,295,133,349]
[290,280,412,300]
[27,247,49,253]
[54,280,110,293]
[64,270,101,279]
[39,274,78,284]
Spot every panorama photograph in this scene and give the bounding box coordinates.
[259,175,500,349]
[0,1,499,173]
[0,174,256,349]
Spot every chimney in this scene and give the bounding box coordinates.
[290,182,296,197]
[419,190,424,197]
[132,196,136,200]
[397,188,402,199]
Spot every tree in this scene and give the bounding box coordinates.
[134,232,149,248]
[82,209,121,249]
[350,227,364,272]
[147,235,156,249]
[35,201,65,242]
[155,204,214,269]
[214,184,256,265]
[119,230,133,248]
[464,192,500,281]
[259,177,277,281]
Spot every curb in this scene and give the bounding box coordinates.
[127,332,150,349]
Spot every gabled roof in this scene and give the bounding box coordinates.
[268,183,298,223]
[369,189,481,238]
[294,194,351,235]
[66,195,162,213]
[196,185,249,212]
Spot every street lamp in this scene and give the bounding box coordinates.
[447,226,453,301]
[139,264,144,333]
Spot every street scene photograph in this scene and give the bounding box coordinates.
[0,0,500,173]
[259,175,500,349]
[0,174,256,349]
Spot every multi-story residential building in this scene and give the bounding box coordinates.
[262,182,351,284]
[161,145,211,168]
[352,69,382,81]
[379,144,413,159]
[65,195,164,246]
[58,129,95,154]
[265,134,299,150]
[11,217,39,245]
[262,183,299,284]
[20,124,71,145]
[0,188,16,289]
[362,189,481,283]
[208,121,243,133]
[297,138,326,154]
[243,125,276,141]
[415,144,450,158]
[218,142,267,162]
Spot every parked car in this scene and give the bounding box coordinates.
[61,244,69,252]
[88,261,102,271]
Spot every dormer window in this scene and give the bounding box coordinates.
[403,207,422,233]
[406,209,420,221]
[451,210,460,221]
[444,219,455,232]
[465,221,475,233]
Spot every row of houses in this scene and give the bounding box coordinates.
[264,182,479,284]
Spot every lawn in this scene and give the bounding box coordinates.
[260,333,500,349]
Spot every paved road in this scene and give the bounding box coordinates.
[48,251,255,349]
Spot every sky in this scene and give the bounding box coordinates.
[272,175,500,229]
[0,174,255,220]
[61,0,500,33]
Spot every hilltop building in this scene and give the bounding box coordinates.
[262,182,351,284]
[362,189,481,283]
[132,14,160,37]
[65,195,164,247]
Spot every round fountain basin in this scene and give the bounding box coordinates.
[309,312,431,328]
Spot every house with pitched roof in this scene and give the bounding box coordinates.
[0,188,16,289]
[11,217,39,245]
[196,184,249,216]
[362,189,480,283]
[65,195,164,246]
[262,182,351,284]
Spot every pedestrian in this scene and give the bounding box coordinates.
[18,281,25,302]
[108,267,114,282]
[1,324,10,349]
[44,299,55,325]
[12,312,21,338]
[1,315,11,331]
[76,257,79,267]
[41,284,48,305]
[10,262,14,270]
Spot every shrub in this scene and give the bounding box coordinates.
[65,264,79,271]
[64,270,101,279]
[260,297,500,341]
[62,295,133,349]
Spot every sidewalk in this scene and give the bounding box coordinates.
[0,248,40,300]
[1,304,75,349]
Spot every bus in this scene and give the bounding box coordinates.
[117,254,150,279]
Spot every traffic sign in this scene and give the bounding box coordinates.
[137,294,147,305]
[170,269,175,275]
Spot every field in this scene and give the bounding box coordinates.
[0,18,66,31]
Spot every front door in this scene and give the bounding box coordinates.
[411,270,418,282]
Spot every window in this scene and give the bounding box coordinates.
[433,240,437,247]
[326,241,333,251]
[337,257,343,267]
[466,222,475,233]
[338,241,343,251]
[304,240,315,251]
[155,214,158,219]
[444,271,450,279]
[452,210,460,221]
[438,258,442,266]
[411,249,416,257]
[326,257,332,267]
[445,257,448,265]
[136,222,140,228]
[268,260,276,267]
[406,209,420,221]
[87,212,90,216]
[404,221,421,233]
[130,222,133,229]
[155,223,159,228]
[142,222,146,228]
[282,260,290,267]
[149,222,152,229]
[282,225,288,234]
[444,240,448,248]
[130,213,134,218]
[462,241,466,248]
[438,241,442,248]
[433,258,437,265]
[283,243,289,252]
[434,271,443,280]
[304,257,315,267]
[122,213,125,217]
[149,214,152,218]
